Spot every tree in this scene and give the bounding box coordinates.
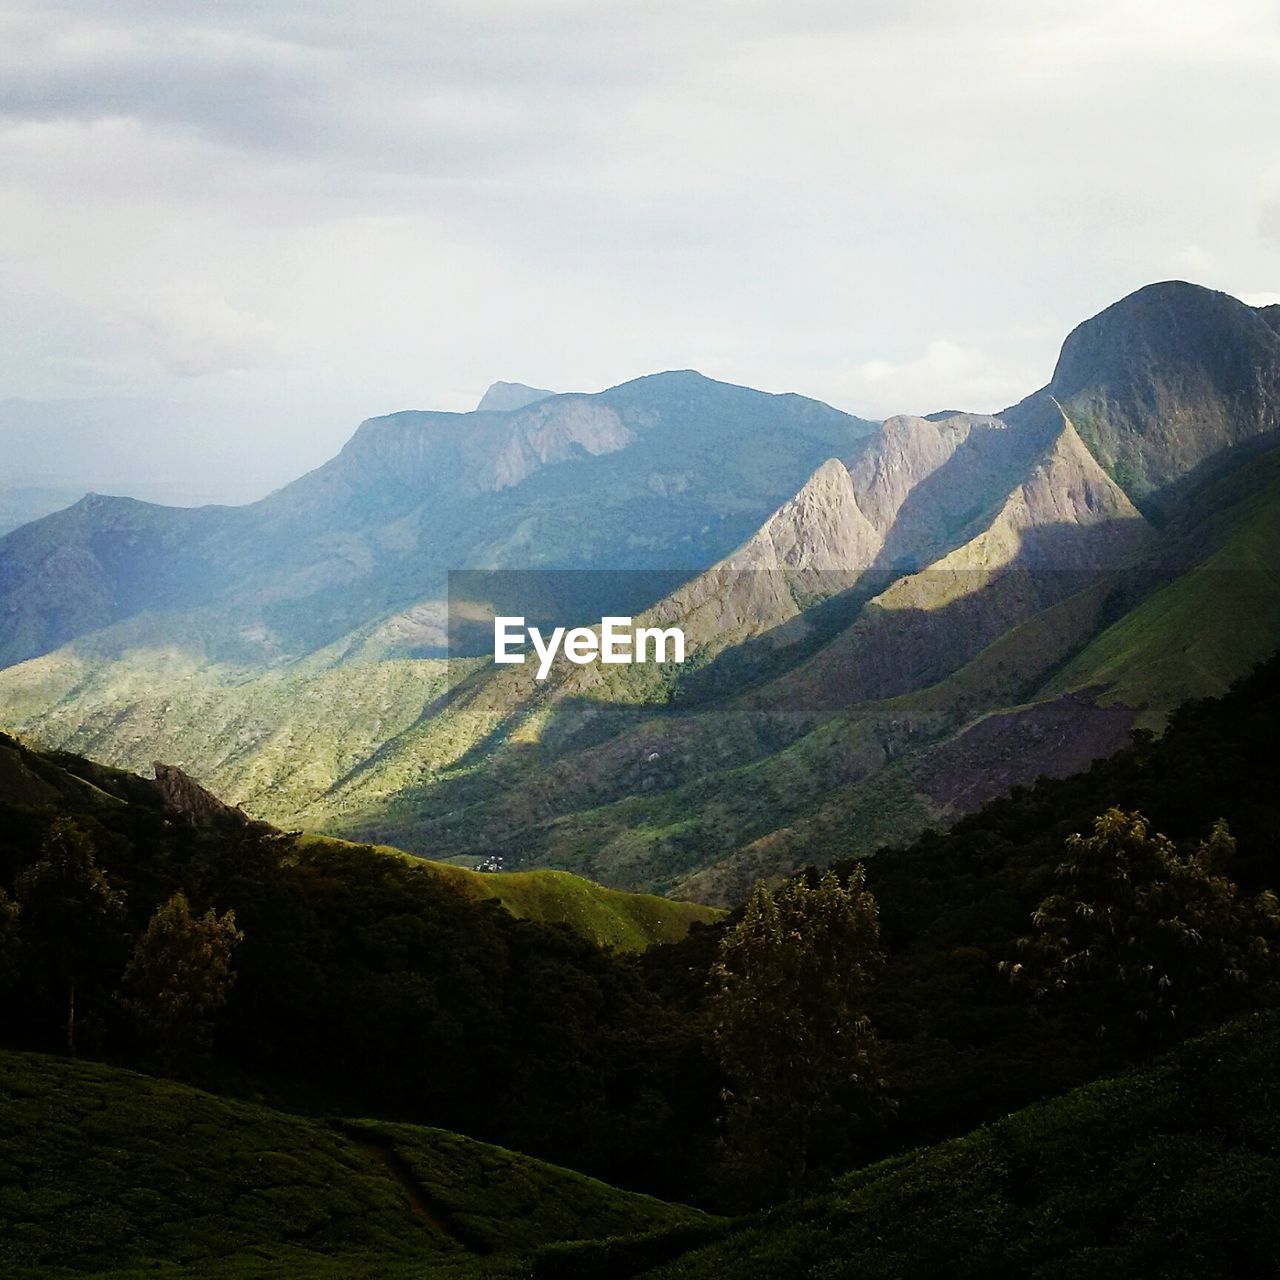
[709,868,887,1201]
[1005,808,1280,1043]
[15,818,125,1054]
[0,887,19,994]
[123,890,243,1063]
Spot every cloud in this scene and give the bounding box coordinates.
[118,285,286,377]
[0,0,1277,474]
[831,339,1039,419]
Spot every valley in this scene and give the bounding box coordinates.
[4,282,1274,903]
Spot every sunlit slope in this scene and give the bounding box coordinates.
[312,414,1154,896]
[297,834,723,950]
[0,647,453,820]
[340,431,1280,906]
[0,1049,709,1280]
[1044,448,1280,722]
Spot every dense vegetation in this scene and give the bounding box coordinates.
[0,736,723,1201]
[615,1011,1280,1279]
[640,646,1280,1167]
[4,649,1280,1272]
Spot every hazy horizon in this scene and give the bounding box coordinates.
[3,0,1279,507]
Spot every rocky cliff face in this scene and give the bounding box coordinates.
[1007,281,1280,509]
[752,406,1150,712]
[331,395,632,498]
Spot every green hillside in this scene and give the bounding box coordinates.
[1045,446,1280,721]
[297,835,723,951]
[0,1049,709,1280]
[0,735,718,953]
[602,1012,1280,1279]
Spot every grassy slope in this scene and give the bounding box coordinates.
[1045,452,1280,722]
[548,1012,1280,1280]
[297,834,723,951]
[0,1049,708,1280]
[0,735,718,952]
[0,647,452,820]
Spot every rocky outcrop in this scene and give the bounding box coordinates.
[151,763,249,827]
[730,458,881,574]
[476,381,556,412]
[487,396,631,491]
[762,407,1152,711]
[846,413,971,541]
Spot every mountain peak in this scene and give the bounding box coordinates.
[1006,281,1280,509]
[476,381,556,412]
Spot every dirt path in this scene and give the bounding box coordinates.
[341,1128,494,1255]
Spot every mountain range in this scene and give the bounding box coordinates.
[1,280,1278,904]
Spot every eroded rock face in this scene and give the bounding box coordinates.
[332,396,631,497]
[1007,281,1280,508]
[846,413,974,545]
[152,762,249,827]
[487,398,631,492]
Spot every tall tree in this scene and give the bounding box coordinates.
[124,890,243,1064]
[15,818,125,1055]
[0,886,19,996]
[1005,808,1280,1042]
[709,867,887,1202]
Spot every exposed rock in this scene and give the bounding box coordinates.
[152,762,249,827]
[1006,281,1280,508]
[476,381,556,412]
[732,457,881,574]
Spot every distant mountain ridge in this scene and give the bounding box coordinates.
[476,380,557,411]
[0,371,875,668]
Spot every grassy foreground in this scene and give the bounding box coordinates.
[0,1050,710,1279]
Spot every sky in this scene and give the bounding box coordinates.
[2,0,1279,502]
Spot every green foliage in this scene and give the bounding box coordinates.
[0,1047,706,1279]
[637,1011,1280,1279]
[1005,809,1280,1041]
[1047,444,1280,720]
[124,890,244,1063]
[0,746,724,1204]
[14,817,125,1054]
[296,836,722,952]
[710,870,887,1200]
